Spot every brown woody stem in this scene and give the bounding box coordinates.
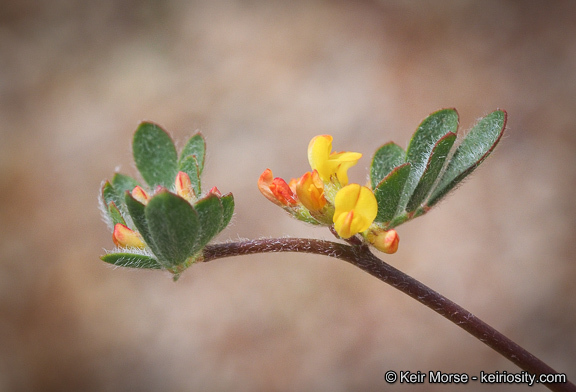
[203,238,574,392]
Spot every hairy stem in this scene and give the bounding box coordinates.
[203,238,574,392]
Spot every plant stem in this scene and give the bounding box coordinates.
[203,238,575,392]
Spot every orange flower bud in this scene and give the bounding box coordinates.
[367,229,400,254]
[131,186,150,204]
[175,171,195,202]
[258,169,298,207]
[270,178,298,206]
[112,223,146,249]
[207,186,222,197]
[287,178,299,194]
[296,170,326,212]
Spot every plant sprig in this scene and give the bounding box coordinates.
[98,110,575,391]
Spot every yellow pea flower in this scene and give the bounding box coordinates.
[333,184,378,239]
[296,170,326,212]
[112,223,146,249]
[308,135,362,186]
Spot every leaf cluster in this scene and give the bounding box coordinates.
[370,109,506,228]
[100,122,234,273]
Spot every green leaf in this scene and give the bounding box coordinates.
[145,191,200,267]
[428,110,507,207]
[133,122,178,188]
[179,133,206,175]
[102,181,117,207]
[102,175,138,209]
[101,253,162,269]
[125,192,147,233]
[124,192,159,255]
[102,175,141,221]
[370,142,405,189]
[406,132,457,212]
[374,163,411,224]
[111,173,140,196]
[399,109,459,212]
[219,193,235,232]
[107,202,126,226]
[178,155,201,195]
[195,194,223,249]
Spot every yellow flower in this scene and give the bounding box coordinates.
[333,184,377,239]
[308,135,362,186]
[296,170,326,212]
[366,229,400,254]
[112,223,146,249]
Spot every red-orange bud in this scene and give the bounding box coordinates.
[207,186,222,197]
[258,168,298,207]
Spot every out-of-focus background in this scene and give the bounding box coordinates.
[1,1,575,391]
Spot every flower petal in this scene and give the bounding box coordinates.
[330,151,362,186]
[270,178,298,206]
[333,184,377,238]
[258,169,279,205]
[308,135,333,182]
[334,211,355,239]
[296,170,326,212]
[307,135,362,185]
[258,169,298,207]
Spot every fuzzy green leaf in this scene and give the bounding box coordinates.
[101,253,162,269]
[178,155,201,195]
[180,133,206,175]
[124,192,147,234]
[406,132,457,212]
[124,192,159,255]
[102,181,117,207]
[133,122,178,188]
[102,174,138,210]
[374,163,411,224]
[195,194,223,249]
[399,109,459,212]
[111,173,140,197]
[219,193,235,232]
[107,202,126,226]
[145,191,199,267]
[428,110,506,207]
[370,142,405,189]
[102,176,140,222]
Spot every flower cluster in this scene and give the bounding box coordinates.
[258,135,399,254]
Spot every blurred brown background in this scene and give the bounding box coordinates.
[1,0,575,391]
